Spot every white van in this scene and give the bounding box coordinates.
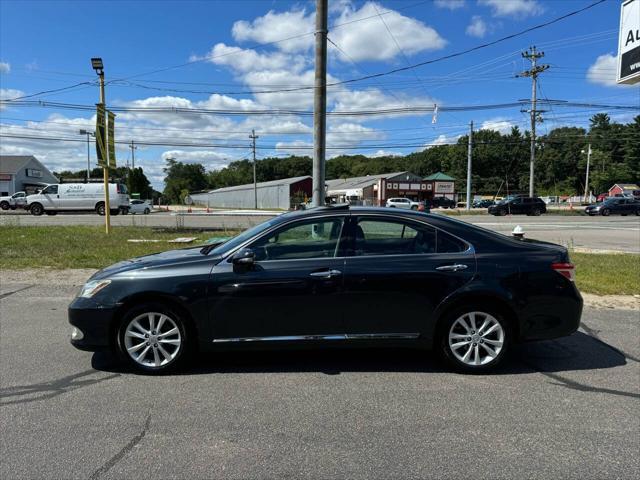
[26,183,130,216]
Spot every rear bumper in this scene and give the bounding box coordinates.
[68,297,118,351]
[518,288,583,342]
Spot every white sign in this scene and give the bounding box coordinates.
[618,0,640,85]
[26,169,43,178]
[435,181,454,194]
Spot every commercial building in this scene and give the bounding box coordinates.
[0,155,59,196]
[327,171,456,206]
[424,172,456,201]
[191,176,311,210]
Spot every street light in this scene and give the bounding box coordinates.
[91,57,110,233]
[79,129,95,182]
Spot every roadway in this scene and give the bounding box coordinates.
[2,210,639,253]
[1,277,638,479]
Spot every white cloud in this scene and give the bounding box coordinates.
[481,117,515,134]
[479,0,543,18]
[0,61,10,74]
[330,2,446,62]
[466,16,488,38]
[425,133,461,149]
[206,43,307,74]
[369,149,401,157]
[232,9,314,53]
[586,53,620,87]
[161,150,232,169]
[434,0,465,10]
[0,88,25,109]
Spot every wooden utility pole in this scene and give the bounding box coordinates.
[312,0,328,207]
[250,129,259,209]
[517,46,548,197]
[129,140,137,169]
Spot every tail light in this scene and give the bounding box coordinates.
[552,263,575,281]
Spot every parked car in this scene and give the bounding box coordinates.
[431,196,456,209]
[488,197,546,216]
[386,197,420,210]
[69,205,582,374]
[472,199,494,208]
[26,183,130,216]
[0,191,27,210]
[585,197,640,216]
[128,199,151,215]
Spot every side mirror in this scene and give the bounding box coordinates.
[232,248,255,267]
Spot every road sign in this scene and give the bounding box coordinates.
[107,110,116,168]
[95,103,107,166]
[618,0,640,85]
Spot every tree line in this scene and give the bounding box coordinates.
[58,113,640,204]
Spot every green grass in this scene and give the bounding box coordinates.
[0,226,238,269]
[571,252,640,296]
[1,226,638,296]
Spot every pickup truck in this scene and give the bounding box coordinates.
[0,191,27,210]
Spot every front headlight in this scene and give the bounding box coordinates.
[79,279,111,298]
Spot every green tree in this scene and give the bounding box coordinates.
[126,167,153,199]
[163,158,208,204]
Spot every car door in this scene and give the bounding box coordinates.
[38,185,60,209]
[208,215,349,341]
[341,215,476,338]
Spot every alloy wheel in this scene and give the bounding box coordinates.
[448,312,504,367]
[124,312,182,368]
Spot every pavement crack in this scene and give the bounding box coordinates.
[89,414,151,480]
[0,369,120,406]
[580,321,640,363]
[0,284,34,300]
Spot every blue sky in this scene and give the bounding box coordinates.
[1,0,638,189]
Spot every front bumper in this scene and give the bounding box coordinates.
[68,297,118,351]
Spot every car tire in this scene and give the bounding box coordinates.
[498,209,507,216]
[45,211,58,216]
[389,205,396,208]
[635,209,640,216]
[30,203,44,216]
[144,208,150,215]
[601,208,610,216]
[532,208,541,216]
[117,302,190,374]
[439,307,510,373]
[411,205,418,211]
[96,203,105,216]
[0,201,9,210]
[111,209,120,216]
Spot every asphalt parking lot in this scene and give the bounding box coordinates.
[2,210,639,253]
[1,279,638,479]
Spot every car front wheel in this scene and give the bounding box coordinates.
[440,309,509,373]
[601,208,610,216]
[118,304,189,374]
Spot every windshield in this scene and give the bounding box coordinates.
[205,217,281,256]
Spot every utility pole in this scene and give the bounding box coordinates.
[129,140,137,169]
[466,121,473,211]
[79,129,94,182]
[517,46,548,197]
[249,129,259,209]
[312,0,328,207]
[583,143,592,202]
[91,57,110,234]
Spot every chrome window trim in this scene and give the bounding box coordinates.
[212,333,420,343]
[351,212,475,256]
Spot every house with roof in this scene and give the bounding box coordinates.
[0,155,59,196]
[190,176,311,210]
[424,172,456,201]
[608,183,640,198]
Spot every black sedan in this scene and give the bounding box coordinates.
[488,196,546,216]
[69,205,582,374]
[585,197,640,216]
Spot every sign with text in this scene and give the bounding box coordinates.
[434,181,454,194]
[95,103,107,166]
[618,0,640,84]
[107,110,116,168]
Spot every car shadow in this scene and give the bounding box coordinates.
[91,331,627,376]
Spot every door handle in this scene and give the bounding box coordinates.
[435,264,468,272]
[309,269,342,279]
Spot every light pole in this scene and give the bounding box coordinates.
[79,129,95,182]
[91,57,110,234]
[581,144,592,202]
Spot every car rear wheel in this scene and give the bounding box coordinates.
[531,208,541,216]
[440,309,509,373]
[118,304,188,374]
[96,203,105,216]
[30,203,44,216]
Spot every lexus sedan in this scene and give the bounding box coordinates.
[69,205,582,374]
